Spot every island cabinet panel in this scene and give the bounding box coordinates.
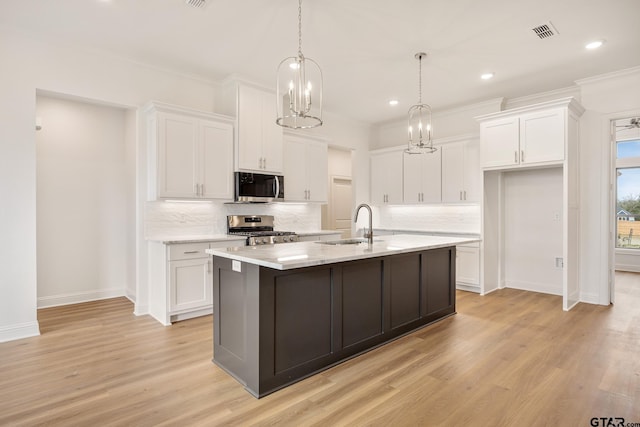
[272,269,333,374]
[422,248,456,322]
[212,247,456,398]
[388,254,421,329]
[341,260,384,348]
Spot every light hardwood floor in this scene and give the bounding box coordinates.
[1,274,639,426]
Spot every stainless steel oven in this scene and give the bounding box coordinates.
[234,172,284,203]
[227,215,298,245]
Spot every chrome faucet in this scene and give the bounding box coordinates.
[354,203,373,245]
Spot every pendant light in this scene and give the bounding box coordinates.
[276,0,323,129]
[405,52,435,154]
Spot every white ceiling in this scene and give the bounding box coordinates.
[2,0,639,124]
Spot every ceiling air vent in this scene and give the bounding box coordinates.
[531,22,559,39]
[185,0,206,8]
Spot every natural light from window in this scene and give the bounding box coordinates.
[616,138,640,249]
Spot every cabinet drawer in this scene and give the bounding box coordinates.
[169,242,210,261]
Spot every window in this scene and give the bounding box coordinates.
[616,138,640,249]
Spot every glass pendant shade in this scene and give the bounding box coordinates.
[276,54,323,128]
[276,0,323,129]
[405,52,436,154]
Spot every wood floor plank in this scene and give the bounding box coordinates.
[1,273,639,426]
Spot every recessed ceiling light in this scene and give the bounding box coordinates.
[481,73,494,80]
[585,40,604,50]
[389,99,399,106]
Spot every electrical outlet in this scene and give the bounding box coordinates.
[555,257,564,268]
[552,211,560,221]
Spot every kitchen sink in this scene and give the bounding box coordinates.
[316,238,381,245]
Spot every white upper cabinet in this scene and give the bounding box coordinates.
[226,83,283,174]
[519,109,565,165]
[371,149,403,205]
[442,139,480,203]
[199,120,235,199]
[403,150,442,204]
[283,134,328,203]
[478,98,582,170]
[146,102,234,201]
[479,117,520,168]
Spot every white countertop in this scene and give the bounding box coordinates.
[206,234,480,270]
[373,228,481,238]
[296,230,343,236]
[146,234,247,244]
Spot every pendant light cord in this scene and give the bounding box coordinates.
[298,0,303,57]
[417,55,422,104]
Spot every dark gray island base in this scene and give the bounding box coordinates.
[212,246,456,398]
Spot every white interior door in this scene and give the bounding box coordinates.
[330,176,352,238]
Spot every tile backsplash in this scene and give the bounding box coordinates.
[145,201,322,237]
[374,204,481,234]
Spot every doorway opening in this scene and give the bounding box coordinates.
[321,147,353,238]
[35,92,136,309]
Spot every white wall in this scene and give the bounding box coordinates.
[503,168,564,295]
[0,28,373,341]
[0,28,221,342]
[36,96,131,308]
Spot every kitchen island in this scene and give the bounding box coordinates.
[206,234,478,398]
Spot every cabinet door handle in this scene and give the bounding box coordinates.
[460,190,463,201]
[521,150,525,163]
[183,250,200,254]
[464,190,467,200]
[207,260,212,274]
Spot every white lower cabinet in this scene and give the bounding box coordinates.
[456,242,480,293]
[149,239,245,325]
[169,248,211,314]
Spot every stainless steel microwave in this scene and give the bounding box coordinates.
[234,172,284,202]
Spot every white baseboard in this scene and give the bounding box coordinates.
[505,280,562,296]
[615,264,640,273]
[0,321,40,343]
[134,303,149,316]
[456,283,480,293]
[37,288,126,309]
[580,292,602,305]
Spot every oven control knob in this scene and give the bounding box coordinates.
[283,236,289,242]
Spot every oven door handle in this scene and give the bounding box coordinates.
[274,176,280,199]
